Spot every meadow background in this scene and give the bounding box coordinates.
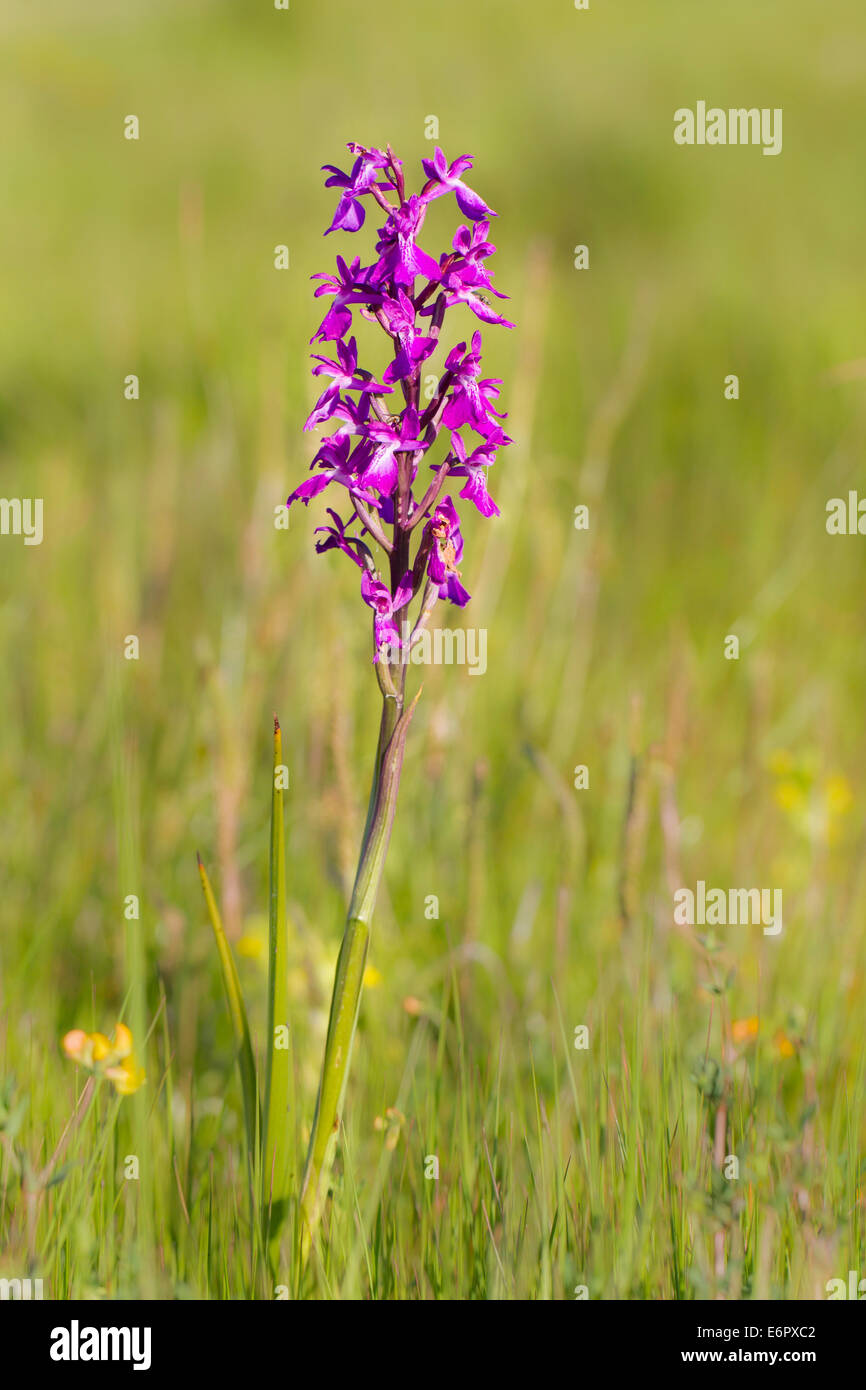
[2,0,866,1299]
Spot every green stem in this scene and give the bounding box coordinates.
[299,683,419,1254]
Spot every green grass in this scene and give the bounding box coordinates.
[2,0,866,1299]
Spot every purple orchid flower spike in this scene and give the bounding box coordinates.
[292,143,512,1250]
[292,144,512,628]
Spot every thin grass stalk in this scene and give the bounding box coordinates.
[262,715,293,1269]
[197,854,260,1165]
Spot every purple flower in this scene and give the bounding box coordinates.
[311,337,391,396]
[442,282,515,328]
[421,147,496,222]
[423,496,470,607]
[290,142,511,657]
[311,256,382,343]
[440,333,509,436]
[448,430,503,518]
[361,569,413,656]
[379,291,439,384]
[314,508,371,568]
[304,337,392,430]
[361,405,426,496]
[446,222,501,289]
[323,145,393,234]
[326,392,374,445]
[287,433,376,510]
[375,195,440,287]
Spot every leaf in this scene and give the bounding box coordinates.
[262,715,294,1268]
[197,853,260,1162]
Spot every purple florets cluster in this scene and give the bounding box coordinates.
[288,142,512,659]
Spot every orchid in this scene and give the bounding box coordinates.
[360,405,427,495]
[421,146,496,221]
[361,568,414,652]
[289,144,510,644]
[448,428,504,518]
[421,495,471,606]
[310,255,382,343]
[304,337,393,430]
[322,144,393,234]
[288,142,511,1253]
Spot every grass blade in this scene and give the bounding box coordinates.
[197,852,260,1163]
[262,715,293,1270]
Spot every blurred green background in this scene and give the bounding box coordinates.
[2,0,866,1298]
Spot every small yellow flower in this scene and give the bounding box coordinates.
[62,1029,93,1066]
[104,1056,147,1095]
[363,964,383,989]
[62,1023,145,1096]
[774,780,806,813]
[773,1029,797,1059]
[770,750,854,847]
[237,915,268,965]
[825,774,853,816]
[768,750,794,777]
[90,1032,113,1061]
[374,1106,405,1150]
[112,1023,134,1057]
[732,1016,760,1045]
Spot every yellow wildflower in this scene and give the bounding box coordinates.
[237,915,268,965]
[767,750,794,777]
[769,750,854,847]
[104,1055,147,1095]
[62,1023,145,1096]
[774,780,806,813]
[732,1016,760,1045]
[826,774,853,813]
[373,1106,405,1151]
